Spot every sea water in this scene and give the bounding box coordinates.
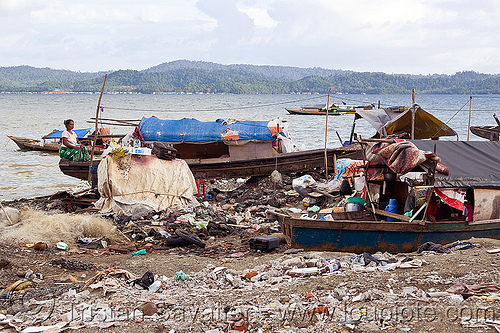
[0,93,497,200]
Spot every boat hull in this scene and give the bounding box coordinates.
[268,211,500,253]
[8,135,105,154]
[59,147,363,181]
[470,126,500,141]
[285,108,345,115]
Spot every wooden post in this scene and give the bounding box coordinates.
[324,88,332,180]
[88,74,108,184]
[411,89,416,140]
[467,90,472,141]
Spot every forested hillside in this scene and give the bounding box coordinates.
[1,61,499,94]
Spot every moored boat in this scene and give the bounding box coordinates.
[8,128,109,155]
[267,140,500,253]
[58,117,364,181]
[470,113,500,141]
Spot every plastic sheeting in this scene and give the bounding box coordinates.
[412,140,500,188]
[45,128,91,139]
[356,105,456,139]
[94,154,198,218]
[138,117,282,143]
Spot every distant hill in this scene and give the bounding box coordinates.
[1,61,500,94]
[144,60,349,81]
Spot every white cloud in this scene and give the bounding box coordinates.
[1,0,500,73]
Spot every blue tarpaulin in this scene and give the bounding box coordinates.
[44,128,91,139]
[138,117,275,142]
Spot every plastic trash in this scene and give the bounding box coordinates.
[174,270,187,281]
[132,249,147,255]
[56,242,68,250]
[354,173,366,191]
[385,199,398,222]
[148,280,162,292]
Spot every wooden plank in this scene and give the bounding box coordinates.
[372,207,411,222]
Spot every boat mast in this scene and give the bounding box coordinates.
[88,74,108,184]
[467,90,472,141]
[324,88,331,179]
[411,89,416,140]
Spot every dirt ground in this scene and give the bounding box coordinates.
[2,175,500,332]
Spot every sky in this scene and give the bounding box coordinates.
[1,0,500,74]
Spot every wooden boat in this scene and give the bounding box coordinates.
[8,135,62,152]
[470,113,500,141]
[267,139,500,253]
[267,210,500,253]
[285,108,343,115]
[8,135,106,155]
[285,103,374,115]
[59,146,363,181]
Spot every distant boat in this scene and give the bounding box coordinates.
[470,113,500,141]
[285,103,374,115]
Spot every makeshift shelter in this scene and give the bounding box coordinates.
[356,105,457,139]
[362,139,500,222]
[411,140,500,221]
[94,154,198,218]
[137,117,293,160]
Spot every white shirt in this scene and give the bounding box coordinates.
[62,130,78,147]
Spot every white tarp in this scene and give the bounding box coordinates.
[95,154,198,218]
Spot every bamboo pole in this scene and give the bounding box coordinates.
[324,88,332,180]
[467,90,472,141]
[411,89,416,140]
[88,74,108,184]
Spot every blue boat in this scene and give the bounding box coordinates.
[268,211,500,253]
[268,140,500,253]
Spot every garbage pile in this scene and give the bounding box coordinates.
[3,243,500,332]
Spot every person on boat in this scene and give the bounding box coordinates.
[58,119,90,162]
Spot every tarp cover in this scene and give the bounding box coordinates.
[356,105,456,139]
[138,117,278,142]
[94,154,198,218]
[45,128,91,139]
[411,140,500,188]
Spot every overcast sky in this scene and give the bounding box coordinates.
[1,0,499,74]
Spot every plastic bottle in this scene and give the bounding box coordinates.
[148,281,162,292]
[385,199,398,222]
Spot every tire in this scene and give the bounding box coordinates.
[175,229,206,248]
[165,236,190,247]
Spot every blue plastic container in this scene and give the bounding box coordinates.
[385,199,398,222]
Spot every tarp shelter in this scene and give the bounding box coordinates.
[44,128,91,139]
[94,154,198,218]
[356,105,456,139]
[412,140,500,220]
[138,117,284,143]
[411,140,500,188]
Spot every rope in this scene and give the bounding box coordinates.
[100,94,328,113]
[430,98,471,139]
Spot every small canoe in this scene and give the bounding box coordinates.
[8,135,105,155]
[470,113,500,141]
[470,126,500,141]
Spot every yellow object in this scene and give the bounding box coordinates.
[109,147,129,160]
[6,280,32,291]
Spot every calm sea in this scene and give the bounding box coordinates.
[0,93,497,201]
